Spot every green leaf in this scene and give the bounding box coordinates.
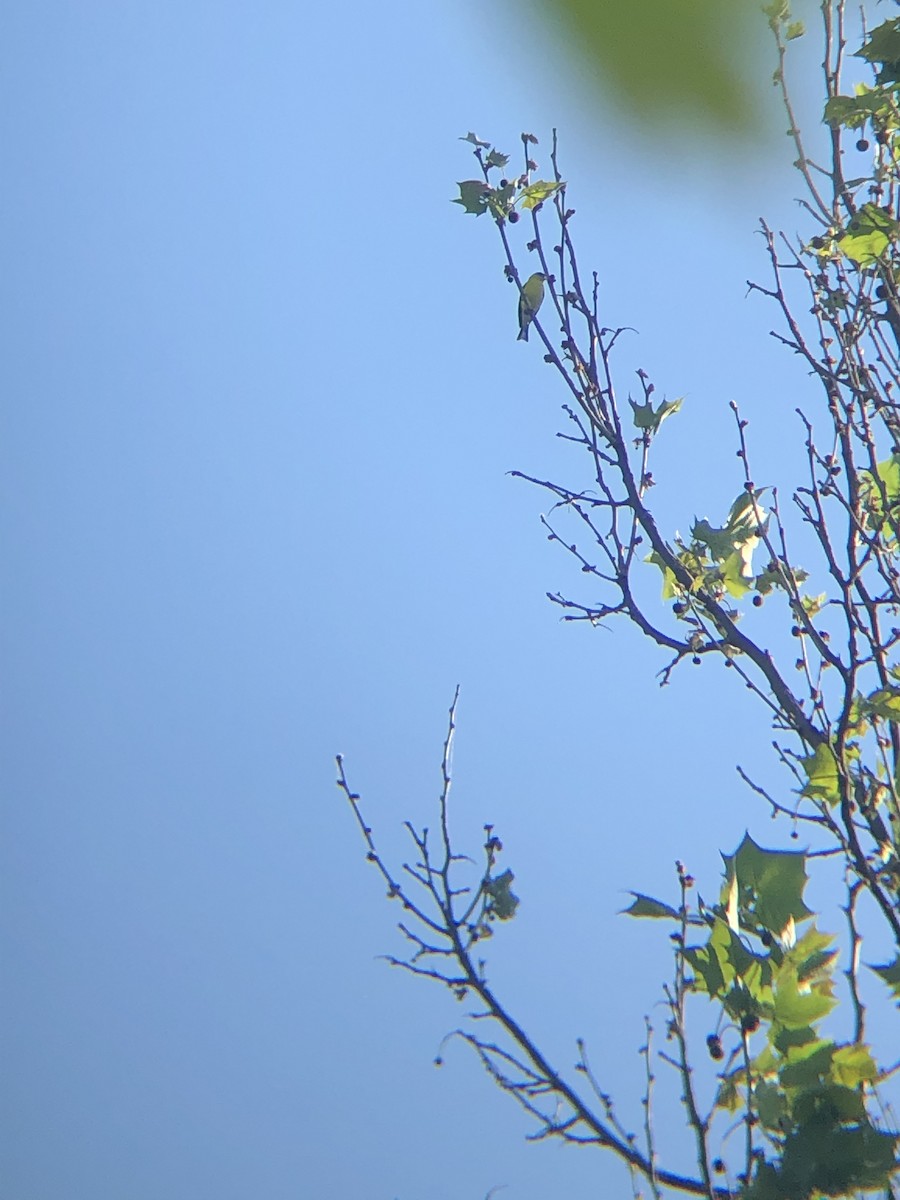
[692,491,765,572]
[780,1039,835,1087]
[856,19,900,84]
[459,131,490,147]
[773,1025,818,1054]
[684,918,733,996]
[772,967,836,1029]
[518,180,562,210]
[453,180,491,216]
[831,1042,878,1088]
[824,87,895,130]
[871,954,900,1002]
[721,833,814,934]
[755,561,807,597]
[800,743,840,805]
[685,916,772,1004]
[794,946,838,989]
[691,518,734,562]
[486,182,517,220]
[714,1069,742,1113]
[531,0,769,145]
[860,454,900,539]
[743,1159,780,1200]
[484,149,509,170]
[837,203,899,266]
[792,1082,866,1124]
[762,1,789,27]
[645,549,680,599]
[630,395,682,433]
[864,686,900,720]
[780,1116,898,1197]
[824,95,863,128]
[755,1080,789,1130]
[798,591,825,618]
[622,893,679,919]
[722,549,753,598]
[863,686,900,722]
[876,454,900,498]
[485,869,519,920]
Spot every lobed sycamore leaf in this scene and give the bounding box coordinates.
[630,395,682,433]
[856,18,900,84]
[871,954,900,1003]
[519,180,563,210]
[459,131,490,147]
[771,968,836,1030]
[721,833,814,934]
[454,180,491,216]
[824,85,896,129]
[622,892,679,919]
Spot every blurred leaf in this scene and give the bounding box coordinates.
[519,180,562,209]
[525,0,771,143]
[485,869,520,920]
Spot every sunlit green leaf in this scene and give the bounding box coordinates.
[837,203,899,266]
[630,395,683,433]
[831,1042,878,1088]
[519,180,562,210]
[800,743,840,805]
[772,968,836,1029]
[646,549,680,599]
[863,686,900,722]
[723,549,754,598]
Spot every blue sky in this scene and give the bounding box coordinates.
[1,3,847,1199]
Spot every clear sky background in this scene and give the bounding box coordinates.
[1,3,856,1199]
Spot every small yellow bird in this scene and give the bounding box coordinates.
[517,272,547,341]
